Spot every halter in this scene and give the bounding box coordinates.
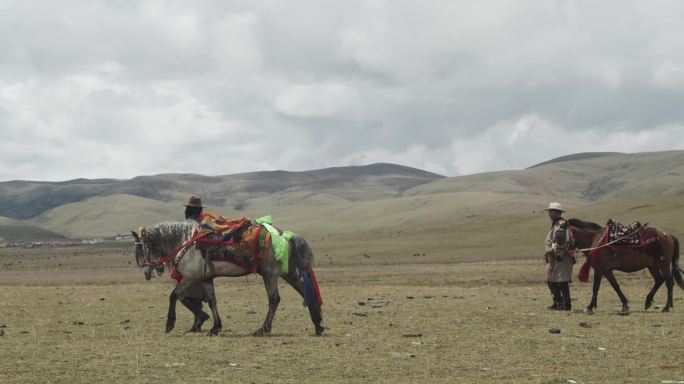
[135,228,168,269]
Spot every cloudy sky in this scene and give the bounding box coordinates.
[1,0,683,181]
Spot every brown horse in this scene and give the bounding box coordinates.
[553,219,684,315]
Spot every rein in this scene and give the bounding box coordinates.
[570,225,646,254]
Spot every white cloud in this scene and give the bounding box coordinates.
[274,82,361,117]
[1,0,684,181]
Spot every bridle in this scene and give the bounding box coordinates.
[551,224,575,253]
[135,228,168,269]
[135,226,214,270]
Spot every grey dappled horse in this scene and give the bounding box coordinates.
[132,221,324,336]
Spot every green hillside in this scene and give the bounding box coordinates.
[1,151,682,262]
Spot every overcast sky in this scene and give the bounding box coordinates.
[1,1,683,181]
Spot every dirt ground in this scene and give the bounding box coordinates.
[1,244,683,383]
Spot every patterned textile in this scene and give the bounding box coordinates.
[584,219,663,274]
[200,212,252,234]
[603,219,659,248]
[194,214,291,275]
[605,219,643,246]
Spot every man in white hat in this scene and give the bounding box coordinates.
[543,202,574,310]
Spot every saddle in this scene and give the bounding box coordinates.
[605,219,645,246]
[194,215,290,275]
[602,218,661,254]
[195,219,269,273]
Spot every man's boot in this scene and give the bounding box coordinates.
[548,282,562,310]
[560,282,572,311]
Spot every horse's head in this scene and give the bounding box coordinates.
[132,227,165,281]
[131,221,197,281]
[551,220,573,252]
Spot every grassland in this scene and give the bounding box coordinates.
[1,243,683,383]
[2,152,684,382]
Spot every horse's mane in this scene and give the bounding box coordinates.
[567,218,602,231]
[144,221,197,253]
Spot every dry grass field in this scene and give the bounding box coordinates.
[1,243,683,383]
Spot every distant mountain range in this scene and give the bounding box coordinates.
[0,163,443,220]
[1,150,683,244]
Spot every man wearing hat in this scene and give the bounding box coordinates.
[184,196,207,223]
[184,195,227,228]
[543,202,574,310]
[184,196,242,233]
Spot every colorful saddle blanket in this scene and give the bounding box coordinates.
[196,215,291,275]
[605,219,643,246]
[602,219,659,249]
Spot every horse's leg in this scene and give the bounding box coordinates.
[254,272,281,336]
[659,261,675,313]
[585,270,602,314]
[200,280,222,336]
[645,266,664,311]
[180,297,209,332]
[166,279,193,333]
[283,273,324,335]
[603,270,630,315]
[663,273,674,313]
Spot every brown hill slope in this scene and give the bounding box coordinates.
[0,163,443,220]
[3,151,683,260]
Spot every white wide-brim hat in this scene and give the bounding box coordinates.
[544,202,564,212]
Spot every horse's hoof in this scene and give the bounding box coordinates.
[193,312,210,331]
[208,329,220,336]
[645,301,652,311]
[253,328,270,337]
[662,307,670,313]
[618,308,630,316]
[315,325,325,336]
[584,308,594,315]
[165,320,175,333]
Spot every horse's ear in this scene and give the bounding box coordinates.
[131,231,140,241]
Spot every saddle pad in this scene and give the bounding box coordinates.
[605,219,643,246]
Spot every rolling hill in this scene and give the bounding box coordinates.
[1,151,683,261]
[0,163,443,220]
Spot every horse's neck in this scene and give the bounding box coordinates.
[152,222,194,254]
[574,227,604,248]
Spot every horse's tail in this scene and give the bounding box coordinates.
[290,234,314,270]
[290,235,323,308]
[671,235,684,290]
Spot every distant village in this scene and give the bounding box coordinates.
[1,234,134,249]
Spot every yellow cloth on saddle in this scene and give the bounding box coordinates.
[200,212,251,233]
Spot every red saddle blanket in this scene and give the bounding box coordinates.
[577,219,662,282]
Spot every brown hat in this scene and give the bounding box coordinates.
[184,196,203,208]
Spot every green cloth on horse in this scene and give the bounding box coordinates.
[255,215,292,275]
